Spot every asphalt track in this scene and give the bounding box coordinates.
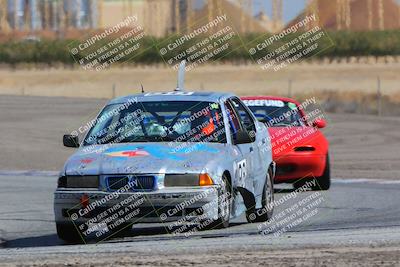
[1,174,400,262]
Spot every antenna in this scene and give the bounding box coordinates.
[141,83,145,93]
[175,60,186,91]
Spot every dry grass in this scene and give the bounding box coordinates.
[0,62,399,115]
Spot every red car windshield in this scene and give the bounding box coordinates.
[244,99,304,127]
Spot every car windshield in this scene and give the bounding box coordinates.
[244,99,304,127]
[83,101,226,145]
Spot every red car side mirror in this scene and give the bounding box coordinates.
[313,118,327,129]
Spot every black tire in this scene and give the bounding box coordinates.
[293,154,331,191]
[56,223,83,243]
[206,174,232,229]
[314,154,331,191]
[246,170,274,223]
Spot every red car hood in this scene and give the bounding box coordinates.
[268,126,327,158]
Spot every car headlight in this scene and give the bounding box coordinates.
[165,173,214,187]
[57,175,99,188]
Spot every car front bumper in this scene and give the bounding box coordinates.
[274,153,326,183]
[54,186,220,227]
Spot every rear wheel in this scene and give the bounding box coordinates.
[246,170,274,223]
[56,223,83,243]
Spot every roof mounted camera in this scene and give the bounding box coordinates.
[175,60,186,92]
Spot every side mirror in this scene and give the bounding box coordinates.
[312,118,327,129]
[234,130,253,145]
[63,134,79,148]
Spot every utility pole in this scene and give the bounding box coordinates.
[345,0,351,29]
[43,0,50,29]
[208,0,213,26]
[76,0,82,28]
[25,0,31,31]
[0,0,11,33]
[13,0,17,30]
[56,0,65,37]
[98,0,103,28]
[337,0,342,30]
[306,0,318,30]
[367,0,373,30]
[51,0,57,30]
[175,0,180,34]
[187,0,193,31]
[272,0,283,32]
[377,76,382,116]
[239,0,245,33]
[248,0,253,32]
[337,0,350,30]
[378,0,384,30]
[129,0,133,16]
[122,0,127,18]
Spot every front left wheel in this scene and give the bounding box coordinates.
[314,154,330,190]
[56,223,83,243]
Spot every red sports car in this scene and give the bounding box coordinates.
[242,96,330,190]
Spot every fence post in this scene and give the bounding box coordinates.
[112,83,116,99]
[377,76,382,116]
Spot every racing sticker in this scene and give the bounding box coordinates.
[288,102,298,110]
[242,99,285,107]
[104,144,219,161]
[105,150,150,158]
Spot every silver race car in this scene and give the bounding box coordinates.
[54,63,275,242]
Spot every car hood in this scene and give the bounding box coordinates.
[63,142,226,176]
[268,126,326,157]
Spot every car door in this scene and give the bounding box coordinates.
[225,98,257,193]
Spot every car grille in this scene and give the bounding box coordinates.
[65,175,99,188]
[106,175,156,191]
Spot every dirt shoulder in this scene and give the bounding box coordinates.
[1,245,399,266]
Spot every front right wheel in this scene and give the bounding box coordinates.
[246,170,274,223]
[206,174,232,229]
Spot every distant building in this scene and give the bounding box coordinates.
[0,0,278,35]
[289,0,400,31]
[3,0,98,32]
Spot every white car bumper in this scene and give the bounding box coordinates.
[54,186,220,227]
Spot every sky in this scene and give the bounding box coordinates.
[193,0,307,23]
[254,0,308,23]
[250,0,400,23]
